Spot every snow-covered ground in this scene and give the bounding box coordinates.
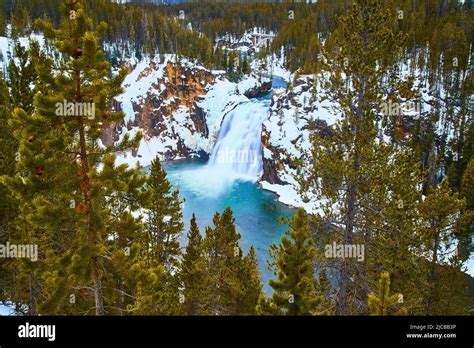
[0,303,15,316]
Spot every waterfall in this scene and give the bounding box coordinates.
[206,97,270,180]
[177,95,271,197]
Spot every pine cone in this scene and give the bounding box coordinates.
[74,48,83,57]
[35,166,45,176]
[79,288,89,297]
[77,202,88,213]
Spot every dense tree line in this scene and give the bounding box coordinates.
[0,0,350,70]
[2,0,471,74]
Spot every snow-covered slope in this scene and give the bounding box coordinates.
[260,74,338,213]
[113,55,271,167]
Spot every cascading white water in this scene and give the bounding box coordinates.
[178,95,271,197]
[206,97,270,179]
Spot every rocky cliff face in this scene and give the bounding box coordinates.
[261,123,288,185]
[107,56,271,166]
[103,60,217,160]
[244,81,272,98]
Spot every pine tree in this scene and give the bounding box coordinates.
[201,207,242,315]
[0,72,18,309]
[235,245,263,315]
[10,4,30,39]
[0,13,6,37]
[294,0,424,315]
[461,159,474,213]
[129,157,185,315]
[0,45,45,315]
[1,27,71,315]
[98,156,152,315]
[125,250,168,315]
[259,208,322,315]
[2,0,144,315]
[418,179,471,315]
[200,207,262,315]
[0,72,16,241]
[315,269,334,314]
[180,214,205,315]
[242,55,251,75]
[368,272,406,316]
[146,157,183,271]
[7,42,39,114]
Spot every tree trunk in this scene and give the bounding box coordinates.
[425,227,440,315]
[28,273,37,316]
[76,68,104,316]
[336,179,356,315]
[336,62,366,314]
